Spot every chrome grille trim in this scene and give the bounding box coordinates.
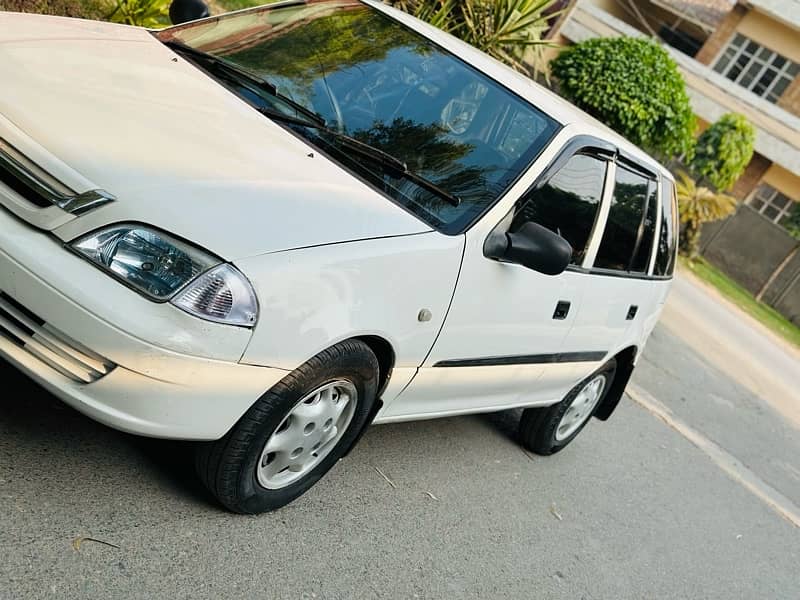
[0,137,115,215]
[0,292,115,383]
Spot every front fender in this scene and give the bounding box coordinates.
[235,233,464,371]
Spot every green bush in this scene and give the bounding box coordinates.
[106,0,169,27]
[690,113,754,191]
[1,0,169,25]
[0,0,107,19]
[550,36,695,159]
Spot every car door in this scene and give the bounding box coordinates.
[558,156,663,383]
[381,138,614,421]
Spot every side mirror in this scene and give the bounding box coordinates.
[169,0,210,25]
[484,222,572,276]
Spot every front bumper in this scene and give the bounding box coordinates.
[0,210,288,440]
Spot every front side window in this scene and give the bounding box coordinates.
[160,1,559,234]
[654,178,678,277]
[594,165,655,273]
[712,34,799,103]
[510,153,607,265]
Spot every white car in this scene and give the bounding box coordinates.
[0,0,678,513]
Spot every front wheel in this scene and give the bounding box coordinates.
[519,359,617,456]
[195,340,379,514]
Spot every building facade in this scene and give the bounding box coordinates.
[551,0,800,236]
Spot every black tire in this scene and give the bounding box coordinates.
[519,358,617,456]
[195,340,379,514]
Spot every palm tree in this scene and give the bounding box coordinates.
[675,171,737,259]
[391,0,561,75]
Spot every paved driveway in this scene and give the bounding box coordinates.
[1,273,799,599]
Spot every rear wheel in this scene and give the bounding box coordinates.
[196,340,379,514]
[519,359,617,456]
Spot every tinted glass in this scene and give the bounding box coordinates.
[595,165,650,272]
[654,179,678,276]
[163,1,559,234]
[629,180,658,273]
[511,154,607,265]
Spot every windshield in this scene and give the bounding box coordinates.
[160,0,559,234]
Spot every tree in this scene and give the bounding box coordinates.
[391,0,560,75]
[550,36,695,159]
[675,171,737,258]
[690,113,755,191]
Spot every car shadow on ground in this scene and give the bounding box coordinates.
[1,357,537,515]
[479,407,523,444]
[0,354,556,512]
[132,437,211,503]
[1,360,214,508]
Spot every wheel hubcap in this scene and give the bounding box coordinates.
[257,380,357,490]
[555,374,606,442]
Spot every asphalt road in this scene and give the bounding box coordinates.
[1,272,799,599]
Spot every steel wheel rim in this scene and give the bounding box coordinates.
[555,374,606,442]
[257,380,357,490]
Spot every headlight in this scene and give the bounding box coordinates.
[72,225,258,327]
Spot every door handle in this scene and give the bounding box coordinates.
[553,300,571,320]
[626,305,638,320]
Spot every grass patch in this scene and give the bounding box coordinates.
[680,256,800,349]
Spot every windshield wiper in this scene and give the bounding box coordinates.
[167,41,460,208]
[164,41,326,127]
[262,109,461,207]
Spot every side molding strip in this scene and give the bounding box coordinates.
[434,351,608,368]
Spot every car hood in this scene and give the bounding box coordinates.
[0,13,431,260]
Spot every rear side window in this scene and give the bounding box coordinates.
[629,180,658,273]
[594,165,655,272]
[511,154,607,265]
[654,178,679,276]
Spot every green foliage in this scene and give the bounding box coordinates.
[107,0,169,27]
[4,0,172,25]
[550,36,695,159]
[783,203,800,240]
[690,113,754,191]
[0,0,107,19]
[392,0,457,31]
[392,0,560,75]
[675,171,737,257]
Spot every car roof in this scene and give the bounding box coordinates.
[363,0,673,182]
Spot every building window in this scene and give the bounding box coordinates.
[713,34,799,103]
[658,26,703,58]
[748,184,798,227]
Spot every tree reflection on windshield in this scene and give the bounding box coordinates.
[163,0,558,233]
